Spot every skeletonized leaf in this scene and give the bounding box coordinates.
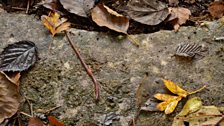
[126,0,169,25]
[0,41,38,72]
[28,117,44,126]
[178,97,202,116]
[59,0,95,17]
[91,4,129,34]
[41,12,71,36]
[163,80,188,97]
[175,43,203,58]
[166,7,191,31]
[0,72,21,123]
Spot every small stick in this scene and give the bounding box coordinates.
[20,112,32,118]
[64,31,100,101]
[26,0,30,14]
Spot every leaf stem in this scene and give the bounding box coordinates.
[189,85,206,95]
[64,31,100,101]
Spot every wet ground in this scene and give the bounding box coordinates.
[0,12,223,126]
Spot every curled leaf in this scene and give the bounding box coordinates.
[167,7,191,31]
[91,4,129,34]
[41,12,71,36]
[163,80,188,97]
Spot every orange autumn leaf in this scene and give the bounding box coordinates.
[41,12,70,36]
[48,116,64,126]
[163,79,188,97]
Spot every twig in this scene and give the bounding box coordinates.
[64,31,100,101]
[20,112,32,118]
[26,0,30,14]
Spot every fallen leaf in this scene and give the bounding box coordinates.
[41,12,71,36]
[126,0,169,25]
[165,99,180,114]
[28,117,44,126]
[172,106,224,126]
[1,72,20,88]
[48,116,64,126]
[154,93,179,102]
[178,97,202,116]
[36,0,62,12]
[91,4,129,34]
[166,7,191,31]
[175,43,203,58]
[163,79,188,97]
[0,72,21,123]
[208,1,224,19]
[59,0,95,17]
[0,41,38,72]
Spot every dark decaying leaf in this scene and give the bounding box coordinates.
[59,0,95,17]
[175,43,203,58]
[91,4,129,34]
[0,41,38,72]
[126,0,169,25]
[0,72,21,124]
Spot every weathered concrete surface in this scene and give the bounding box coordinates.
[0,12,223,126]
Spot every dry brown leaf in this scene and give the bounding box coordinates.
[41,12,71,36]
[1,72,21,87]
[167,7,191,31]
[91,4,129,34]
[28,117,44,126]
[208,1,224,19]
[59,0,95,17]
[126,0,169,25]
[0,72,21,123]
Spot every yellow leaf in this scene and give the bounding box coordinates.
[165,97,182,114]
[163,79,188,97]
[157,101,169,111]
[178,97,202,116]
[41,12,70,36]
[154,93,179,102]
